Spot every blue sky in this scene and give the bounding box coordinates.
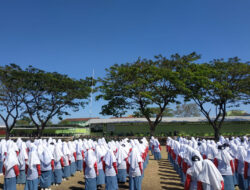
[0,0,249,122]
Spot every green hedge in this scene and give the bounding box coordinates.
[104,121,250,137]
[9,121,250,137]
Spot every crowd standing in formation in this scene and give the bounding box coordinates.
[0,136,164,190]
[166,136,250,190]
[3,134,249,190]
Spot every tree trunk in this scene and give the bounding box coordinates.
[37,127,43,138]
[149,122,156,136]
[5,129,10,140]
[214,127,220,141]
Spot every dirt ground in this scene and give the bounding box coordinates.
[0,146,184,190]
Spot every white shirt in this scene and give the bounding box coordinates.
[5,167,16,178]
[105,164,116,176]
[27,164,39,180]
[85,164,96,179]
[129,165,141,177]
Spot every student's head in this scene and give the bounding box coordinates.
[217,145,225,150]
[191,155,200,162]
[223,143,229,148]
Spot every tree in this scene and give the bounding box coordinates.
[174,103,201,117]
[181,57,250,140]
[0,64,26,139]
[97,55,185,135]
[58,119,71,125]
[16,116,32,126]
[133,107,174,117]
[226,110,249,116]
[21,66,93,138]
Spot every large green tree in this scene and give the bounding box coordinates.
[181,57,250,140]
[0,64,26,139]
[97,55,184,135]
[174,103,201,117]
[133,107,174,117]
[21,66,93,138]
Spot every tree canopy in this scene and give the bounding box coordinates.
[21,66,93,137]
[0,64,27,139]
[174,103,201,117]
[97,54,187,135]
[0,64,93,138]
[98,53,249,139]
[180,57,250,140]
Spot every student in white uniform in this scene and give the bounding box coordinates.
[127,147,143,190]
[75,140,84,171]
[103,149,118,190]
[153,138,161,160]
[95,143,106,188]
[38,144,54,190]
[116,144,128,183]
[244,149,250,189]
[53,143,64,186]
[236,145,248,190]
[3,149,20,190]
[84,149,98,190]
[24,143,41,190]
[184,150,203,190]
[213,144,234,190]
[62,142,71,180]
[198,159,224,190]
[17,141,28,185]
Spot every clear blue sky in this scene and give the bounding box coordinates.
[0,0,249,122]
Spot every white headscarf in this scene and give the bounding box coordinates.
[18,142,28,166]
[27,143,40,169]
[16,138,22,149]
[54,143,63,162]
[62,142,70,156]
[39,146,52,165]
[116,145,128,165]
[237,146,247,162]
[85,149,96,168]
[76,141,83,155]
[216,148,232,166]
[103,149,116,167]
[0,139,7,161]
[4,149,19,171]
[128,147,142,169]
[187,150,203,178]
[95,144,106,161]
[198,159,224,190]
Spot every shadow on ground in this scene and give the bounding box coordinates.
[157,158,184,190]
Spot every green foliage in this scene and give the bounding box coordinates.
[105,121,250,137]
[174,103,201,117]
[133,107,174,117]
[97,54,188,134]
[16,116,32,126]
[226,110,249,116]
[179,57,250,140]
[58,119,71,125]
[0,64,26,139]
[21,66,93,137]
[0,64,93,138]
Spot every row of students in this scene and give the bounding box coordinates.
[166,136,250,190]
[0,137,149,190]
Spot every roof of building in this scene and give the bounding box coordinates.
[88,116,250,125]
[64,117,100,122]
